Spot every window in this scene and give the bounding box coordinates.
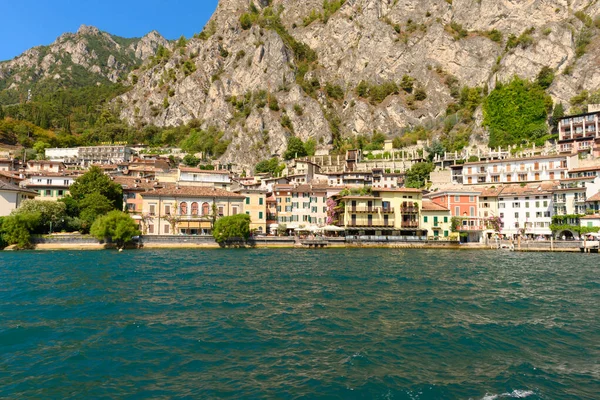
[455,206,460,216]
[190,202,199,216]
[164,225,170,234]
[165,204,171,215]
[259,212,263,219]
[47,179,52,184]
[424,216,428,223]
[525,202,529,208]
[536,212,542,218]
[179,202,188,215]
[58,190,64,196]
[245,197,250,205]
[232,206,238,215]
[513,202,520,208]
[469,196,475,202]
[470,206,475,217]
[454,195,460,202]
[543,201,548,207]
[64,180,69,185]
[148,224,154,234]
[218,206,224,216]
[444,217,448,223]
[499,203,505,208]
[444,230,449,237]
[149,204,156,216]
[45,190,52,196]
[535,201,540,208]
[500,213,504,218]
[515,212,519,218]
[202,202,210,216]
[526,212,530,218]
[259,198,263,205]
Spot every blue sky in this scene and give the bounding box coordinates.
[0,0,219,61]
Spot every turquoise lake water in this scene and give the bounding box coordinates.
[1,249,598,399]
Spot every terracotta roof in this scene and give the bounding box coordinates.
[291,184,331,193]
[421,200,449,211]
[375,187,422,193]
[0,181,38,195]
[568,165,600,172]
[580,214,600,219]
[559,176,596,182]
[0,170,23,180]
[179,167,229,175]
[112,176,165,191]
[587,191,600,202]
[141,186,244,199]
[498,182,556,196]
[479,186,504,197]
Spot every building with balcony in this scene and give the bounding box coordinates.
[175,167,231,189]
[452,155,574,186]
[497,184,554,238]
[78,145,133,166]
[427,189,484,242]
[341,188,424,236]
[140,186,244,236]
[25,160,66,174]
[551,176,600,215]
[45,148,79,164]
[557,110,600,155]
[273,184,295,230]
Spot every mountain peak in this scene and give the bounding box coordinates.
[76,24,101,36]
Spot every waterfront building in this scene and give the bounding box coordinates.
[273,184,295,228]
[140,186,244,236]
[478,186,502,219]
[113,176,166,214]
[341,188,425,236]
[421,200,452,239]
[580,214,600,229]
[497,184,554,238]
[124,158,171,179]
[234,188,268,234]
[0,181,38,216]
[22,173,76,201]
[585,190,600,213]
[266,193,278,234]
[427,189,485,242]
[452,155,572,185]
[551,176,600,215]
[567,165,600,179]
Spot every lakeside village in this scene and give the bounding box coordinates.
[3,107,600,251]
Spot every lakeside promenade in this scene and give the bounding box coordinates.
[22,234,587,253]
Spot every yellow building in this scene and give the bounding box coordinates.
[421,199,453,240]
[140,186,244,235]
[341,188,425,236]
[273,184,294,229]
[234,188,267,234]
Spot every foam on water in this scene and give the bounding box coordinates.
[481,389,536,399]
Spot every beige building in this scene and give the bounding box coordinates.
[140,186,244,235]
[234,188,268,234]
[341,188,425,236]
[421,200,452,239]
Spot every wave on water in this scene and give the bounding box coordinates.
[481,390,535,399]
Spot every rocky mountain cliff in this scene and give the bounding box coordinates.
[0,25,169,103]
[116,0,600,168]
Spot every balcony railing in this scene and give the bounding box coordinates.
[401,221,419,228]
[400,207,419,214]
[347,221,395,228]
[348,207,394,213]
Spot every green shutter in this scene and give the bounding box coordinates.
[444,230,449,237]
[259,212,263,219]
[259,198,263,205]
[245,197,250,204]
[444,216,448,223]
[424,216,428,223]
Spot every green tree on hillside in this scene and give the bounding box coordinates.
[284,137,308,160]
[483,77,552,148]
[405,162,434,188]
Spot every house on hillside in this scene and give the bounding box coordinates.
[0,181,38,216]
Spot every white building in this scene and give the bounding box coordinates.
[45,148,79,163]
[22,174,76,201]
[0,181,38,216]
[453,155,575,185]
[177,167,231,189]
[498,184,554,238]
[78,146,133,166]
[552,176,600,215]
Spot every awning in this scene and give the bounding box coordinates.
[323,225,345,232]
